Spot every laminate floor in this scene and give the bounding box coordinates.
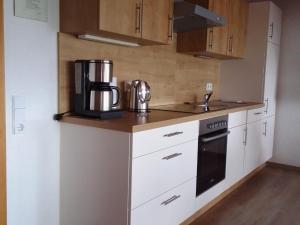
[191,166,300,225]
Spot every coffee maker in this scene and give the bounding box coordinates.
[73,60,123,119]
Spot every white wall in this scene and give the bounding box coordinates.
[272,0,300,167]
[4,1,60,225]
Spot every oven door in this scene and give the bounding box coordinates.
[196,129,230,196]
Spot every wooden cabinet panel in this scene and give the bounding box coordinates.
[207,0,229,56]
[142,0,170,43]
[60,0,171,45]
[177,0,248,59]
[99,0,141,38]
[167,0,175,44]
[227,0,248,58]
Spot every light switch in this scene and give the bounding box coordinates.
[12,96,26,135]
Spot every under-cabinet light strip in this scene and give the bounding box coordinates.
[78,34,140,47]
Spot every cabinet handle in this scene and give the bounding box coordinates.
[168,15,174,40]
[209,28,214,49]
[269,23,274,39]
[243,128,248,146]
[162,153,182,160]
[161,195,181,206]
[229,35,233,53]
[264,98,269,114]
[163,131,183,138]
[263,122,267,136]
[135,3,142,33]
[254,112,263,115]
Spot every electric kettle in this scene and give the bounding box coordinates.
[128,80,151,113]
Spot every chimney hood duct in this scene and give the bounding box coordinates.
[173,0,226,33]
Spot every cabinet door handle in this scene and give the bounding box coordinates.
[161,195,181,206]
[162,153,182,160]
[243,128,248,146]
[209,28,214,49]
[135,3,142,33]
[263,122,267,136]
[229,35,233,53]
[163,131,183,138]
[168,15,174,40]
[264,98,269,114]
[254,112,263,115]
[269,23,274,39]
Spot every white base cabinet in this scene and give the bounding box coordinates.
[244,120,264,175]
[131,121,199,225]
[131,140,197,209]
[131,178,196,225]
[261,116,275,163]
[264,42,280,117]
[60,110,277,225]
[226,124,247,186]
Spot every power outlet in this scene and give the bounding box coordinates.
[206,82,213,92]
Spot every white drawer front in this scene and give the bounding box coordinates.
[131,178,196,225]
[131,140,198,209]
[132,121,199,158]
[228,111,247,128]
[247,107,264,123]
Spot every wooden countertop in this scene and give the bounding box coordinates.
[61,102,264,133]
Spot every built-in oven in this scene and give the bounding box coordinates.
[196,115,230,196]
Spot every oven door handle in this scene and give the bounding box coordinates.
[200,131,231,143]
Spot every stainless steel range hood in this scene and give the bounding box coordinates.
[173,0,226,33]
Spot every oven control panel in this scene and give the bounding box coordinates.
[207,120,228,130]
[199,115,229,135]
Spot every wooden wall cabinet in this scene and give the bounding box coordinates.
[60,0,173,45]
[177,0,248,59]
[226,0,248,58]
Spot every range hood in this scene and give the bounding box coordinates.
[173,0,226,33]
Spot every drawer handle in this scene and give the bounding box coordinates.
[162,153,182,160]
[254,112,263,115]
[161,195,181,206]
[163,131,183,138]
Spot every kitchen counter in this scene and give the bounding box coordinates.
[61,101,264,133]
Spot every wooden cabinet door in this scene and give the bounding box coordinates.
[99,0,142,38]
[167,0,174,44]
[226,125,246,187]
[264,42,280,117]
[268,2,282,45]
[206,0,229,55]
[142,0,170,44]
[227,0,248,58]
